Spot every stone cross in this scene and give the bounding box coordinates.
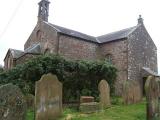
[35,73,62,120]
[145,75,160,120]
[98,79,110,109]
[0,83,27,120]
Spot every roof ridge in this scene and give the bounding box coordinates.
[97,26,137,43]
[127,25,138,37]
[97,26,137,38]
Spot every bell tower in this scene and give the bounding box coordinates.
[38,0,50,22]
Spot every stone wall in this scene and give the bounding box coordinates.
[40,22,58,54]
[24,23,41,49]
[24,21,58,55]
[16,53,39,65]
[58,34,99,60]
[99,40,128,95]
[4,51,16,70]
[128,24,157,94]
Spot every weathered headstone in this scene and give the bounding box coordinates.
[98,80,111,109]
[0,83,27,120]
[122,80,142,104]
[35,73,62,120]
[145,75,160,120]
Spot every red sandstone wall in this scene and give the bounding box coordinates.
[4,52,15,70]
[99,40,128,95]
[40,22,58,54]
[24,24,41,50]
[24,21,58,54]
[58,34,99,60]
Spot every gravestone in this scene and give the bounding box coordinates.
[35,73,62,120]
[145,75,160,120]
[122,80,142,104]
[98,80,110,109]
[0,83,27,120]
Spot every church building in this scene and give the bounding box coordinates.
[4,0,157,95]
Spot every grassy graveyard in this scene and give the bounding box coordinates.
[26,99,146,120]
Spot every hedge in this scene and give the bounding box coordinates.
[0,54,117,102]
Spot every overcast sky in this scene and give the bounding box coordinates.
[0,0,160,72]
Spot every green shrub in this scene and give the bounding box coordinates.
[0,54,117,101]
[0,68,3,73]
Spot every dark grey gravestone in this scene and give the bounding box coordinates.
[0,83,27,120]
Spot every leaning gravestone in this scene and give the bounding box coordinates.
[98,80,110,109]
[35,73,62,120]
[145,75,160,120]
[0,83,27,120]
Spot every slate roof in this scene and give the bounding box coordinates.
[97,26,137,43]
[5,43,41,60]
[10,49,24,59]
[24,43,41,54]
[45,21,138,44]
[142,67,160,76]
[45,22,98,43]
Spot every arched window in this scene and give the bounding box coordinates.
[36,30,42,40]
[105,54,112,64]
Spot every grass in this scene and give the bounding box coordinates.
[26,109,35,120]
[26,101,146,120]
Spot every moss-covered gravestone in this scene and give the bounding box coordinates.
[122,80,142,104]
[145,75,160,120]
[35,73,62,120]
[98,80,111,109]
[0,83,27,120]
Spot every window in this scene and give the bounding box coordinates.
[36,30,42,40]
[105,54,112,64]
